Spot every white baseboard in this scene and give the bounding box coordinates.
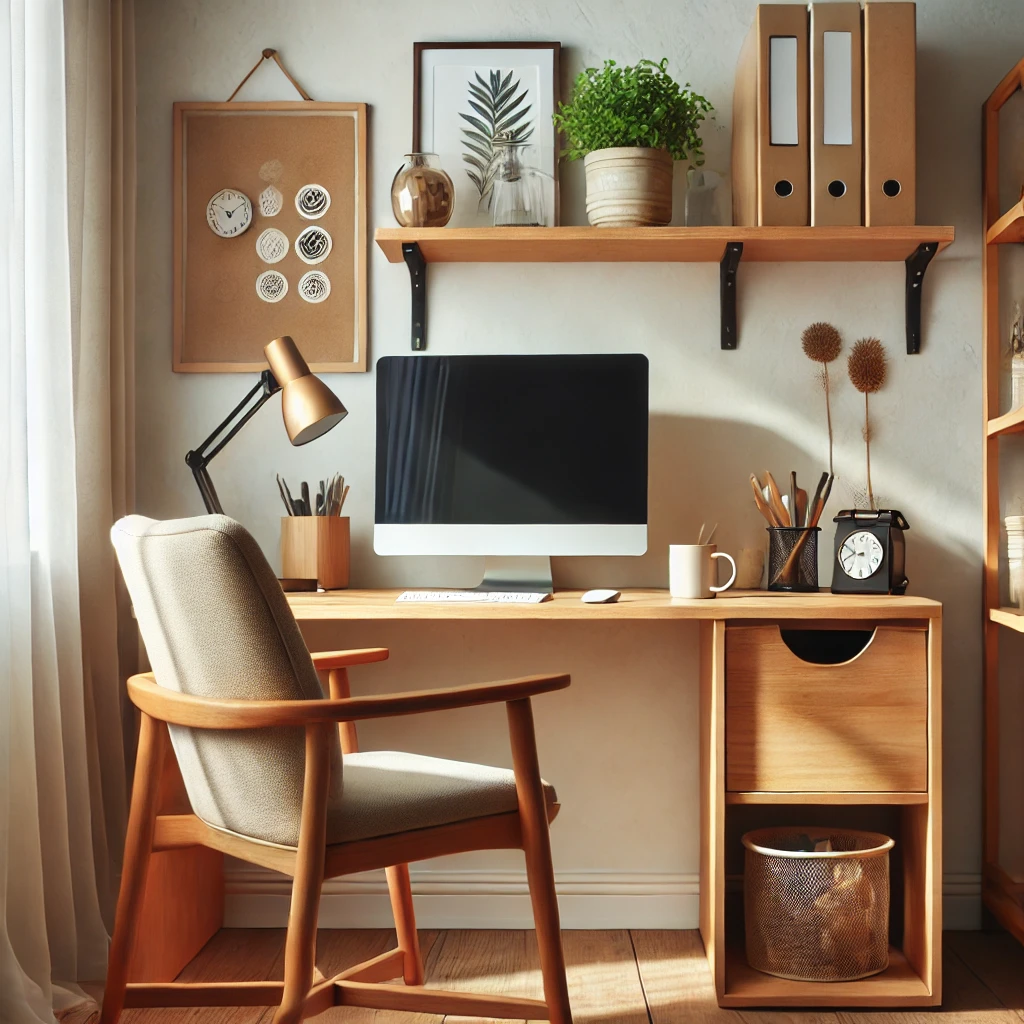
[225,868,699,929]
[224,867,983,931]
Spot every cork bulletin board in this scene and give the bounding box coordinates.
[172,101,367,372]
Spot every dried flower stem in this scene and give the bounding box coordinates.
[864,392,874,510]
[802,322,842,477]
[848,337,887,512]
[823,365,834,475]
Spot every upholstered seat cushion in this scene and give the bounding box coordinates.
[328,751,557,845]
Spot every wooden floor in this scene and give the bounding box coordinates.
[75,929,1023,1024]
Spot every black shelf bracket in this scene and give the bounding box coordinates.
[720,242,743,349]
[905,242,938,354]
[403,242,427,351]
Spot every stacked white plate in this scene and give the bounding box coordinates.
[1007,515,1024,608]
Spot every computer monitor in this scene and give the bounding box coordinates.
[375,354,648,590]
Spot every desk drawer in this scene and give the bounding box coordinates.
[725,624,928,792]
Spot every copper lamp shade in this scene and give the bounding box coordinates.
[264,335,348,445]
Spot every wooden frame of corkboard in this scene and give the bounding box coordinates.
[172,101,367,373]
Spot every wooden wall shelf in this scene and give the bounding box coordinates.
[987,406,1024,436]
[987,199,1024,245]
[990,606,1024,633]
[375,225,954,354]
[375,226,953,264]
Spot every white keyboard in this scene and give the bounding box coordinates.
[396,590,551,604]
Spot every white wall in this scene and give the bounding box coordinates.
[134,0,1024,928]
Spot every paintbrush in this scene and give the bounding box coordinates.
[806,472,829,528]
[276,474,294,515]
[750,474,781,527]
[808,473,835,528]
[764,471,791,527]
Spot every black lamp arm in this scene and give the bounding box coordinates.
[185,369,281,514]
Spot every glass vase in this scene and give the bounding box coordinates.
[391,153,455,228]
[489,137,553,227]
[684,168,722,226]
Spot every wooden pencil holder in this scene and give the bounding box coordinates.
[280,517,350,590]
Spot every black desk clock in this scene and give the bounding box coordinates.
[831,509,910,595]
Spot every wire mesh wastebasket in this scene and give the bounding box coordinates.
[742,826,893,982]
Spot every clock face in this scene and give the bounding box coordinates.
[206,188,252,237]
[839,530,884,580]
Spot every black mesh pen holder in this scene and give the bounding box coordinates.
[767,527,820,592]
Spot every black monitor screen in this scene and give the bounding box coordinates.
[376,354,649,525]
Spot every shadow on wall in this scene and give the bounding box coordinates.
[551,412,979,613]
[556,413,839,590]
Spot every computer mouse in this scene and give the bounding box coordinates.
[581,588,621,604]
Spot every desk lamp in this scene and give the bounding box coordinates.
[185,335,347,514]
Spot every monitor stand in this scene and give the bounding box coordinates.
[475,556,553,594]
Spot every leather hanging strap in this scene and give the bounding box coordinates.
[226,48,313,102]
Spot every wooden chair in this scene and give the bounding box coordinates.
[102,514,573,1024]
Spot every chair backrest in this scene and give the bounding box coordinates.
[111,514,342,847]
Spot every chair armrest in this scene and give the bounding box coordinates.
[126,671,570,730]
[310,648,389,670]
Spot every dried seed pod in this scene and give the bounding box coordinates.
[848,337,888,394]
[801,322,842,364]
[847,337,888,510]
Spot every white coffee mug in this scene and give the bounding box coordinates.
[669,544,738,599]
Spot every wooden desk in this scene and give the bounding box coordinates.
[287,587,940,621]
[286,588,942,1008]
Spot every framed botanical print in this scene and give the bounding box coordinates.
[413,42,560,227]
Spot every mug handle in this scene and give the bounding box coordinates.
[709,551,738,592]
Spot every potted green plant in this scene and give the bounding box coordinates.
[553,58,712,227]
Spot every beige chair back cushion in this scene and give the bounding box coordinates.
[111,514,343,847]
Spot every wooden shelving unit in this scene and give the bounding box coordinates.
[375,225,954,353]
[702,615,941,1008]
[723,943,931,1007]
[981,55,1024,946]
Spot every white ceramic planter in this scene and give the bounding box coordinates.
[583,147,673,227]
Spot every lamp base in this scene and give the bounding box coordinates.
[278,577,318,592]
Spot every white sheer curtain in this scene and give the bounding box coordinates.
[1,1,135,1022]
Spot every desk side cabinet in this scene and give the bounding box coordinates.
[700,614,941,1007]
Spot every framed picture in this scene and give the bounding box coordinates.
[413,42,560,227]
[172,101,367,373]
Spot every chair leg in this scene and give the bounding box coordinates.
[272,723,332,1024]
[386,863,424,984]
[507,698,573,1024]
[99,714,168,1024]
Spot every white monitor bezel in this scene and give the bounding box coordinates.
[373,523,647,557]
